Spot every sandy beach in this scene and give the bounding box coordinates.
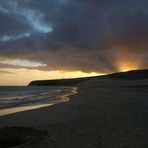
[0,77,148,148]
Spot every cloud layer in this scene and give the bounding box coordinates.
[0,0,148,73]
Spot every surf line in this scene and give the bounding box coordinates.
[60,87,78,102]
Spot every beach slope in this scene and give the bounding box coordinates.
[0,70,148,148]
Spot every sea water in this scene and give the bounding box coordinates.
[0,86,76,116]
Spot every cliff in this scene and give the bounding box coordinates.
[28,76,98,86]
[28,69,148,86]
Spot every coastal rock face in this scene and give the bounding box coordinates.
[28,77,97,86]
[28,69,148,86]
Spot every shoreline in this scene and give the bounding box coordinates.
[0,87,78,117]
[0,78,148,147]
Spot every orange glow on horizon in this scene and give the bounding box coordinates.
[113,50,143,72]
[0,68,104,86]
[116,59,142,72]
[60,71,104,78]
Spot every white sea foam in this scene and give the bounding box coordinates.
[0,86,77,116]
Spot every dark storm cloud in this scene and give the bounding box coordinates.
[0,0,148,73]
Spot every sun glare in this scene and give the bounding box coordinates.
[113,50,143,72]
[117,60,141,72]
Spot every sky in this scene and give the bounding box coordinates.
[0,0,148,85]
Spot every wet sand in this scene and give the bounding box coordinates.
[0,78,148,148]
[0,87,77,116]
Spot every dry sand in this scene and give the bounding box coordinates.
[0,77,148,148]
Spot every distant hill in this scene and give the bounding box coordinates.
[108,69,148,80]
[28,76,98,86]
[28,69,148,86]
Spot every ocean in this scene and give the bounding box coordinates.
[0,86,77,116]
